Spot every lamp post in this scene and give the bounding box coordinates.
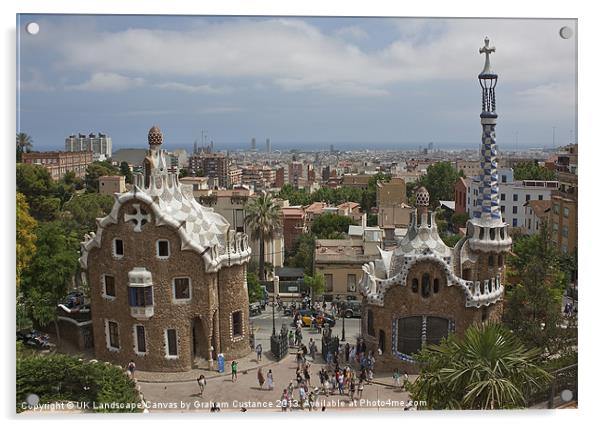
[272,291,276,337]
[341,301,346,342]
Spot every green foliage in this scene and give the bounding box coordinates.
[286,233,315,275]
[441,233,462,248]
[415,162,459,207]
[16,132,33,162]
[311,213,356,239]
[513,160,556,181]
[17,163,62,221]
[504,222,570,356]
[408,323,551,409]
[85,161,120,193]
[247,272,263,303]
[16,193,37,289]
[20,221,80,327]
[304,272,325,301]
[17,353,141,413]
[63,193,114,234]
[451,212,469,228]
[119,161,133,184]
[366,213,378,227]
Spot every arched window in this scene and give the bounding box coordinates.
[500,228,505,239]
[367,310,375,337]
[479,227,484,240]
[421,273,431,298]
[498,254,504,266]
[379,330,386,353]
[433,278,440,294]
[490,228,496,240]
[411,278,418,293]
[488,255,494,267]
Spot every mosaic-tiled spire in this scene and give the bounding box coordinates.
[472,37,502,223]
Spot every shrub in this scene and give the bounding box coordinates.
[16,352,142,413]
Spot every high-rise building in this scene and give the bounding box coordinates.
[65,132,112,159]
[251,137,256,151]
[188,152,230,188]
[266,138,271,153]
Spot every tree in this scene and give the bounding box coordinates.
[451,212,469,230]
[408,323,551,409]
[311,213,356,239]
[244,193,282,281]
[503,222,569,356]
[85,161,119,193]
[63,192,115,234]
[247,272,263,303]
[416,162,460,207]
[514,160,556,181]
[304,272,325,303]
[16,133,33,162]
[20,221,80,343]
[16,163,61,221]
[119,161,133,184]
[286,233,315,275]
[16,193,37,289]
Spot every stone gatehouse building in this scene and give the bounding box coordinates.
[79,126,252,372]
[359,38,512,372]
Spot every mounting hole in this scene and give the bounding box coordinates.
[26,22,40,35]
[559,26,573,39]
[560,389,574,402]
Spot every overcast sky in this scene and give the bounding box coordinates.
[17,15,577,152]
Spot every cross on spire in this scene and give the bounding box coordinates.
[479,36,496,75]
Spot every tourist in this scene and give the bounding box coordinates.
[231,360,238,382]
[281,389,289,412]
[304,364,311,387]
[299,383,307,409]
[288,330,295,347]
[296,368,303,387]
[349,378,356,401]
[357,380,364,399]
[393,369,401,390]
[256,343,263,361]
[197,374,206,397]
[127,360,136,378]
[345,343,350,362]
[403,371,409,390]
[267,369,274,390]
[337,371,345,395]
[257,367,265,389]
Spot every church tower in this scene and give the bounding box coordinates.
[460,37,512,290]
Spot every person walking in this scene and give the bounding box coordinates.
[349,378,356,401]
[358,380,364,399]
[256,343,263,362]
[267,369,274,390]
[304,364,311,387]
[403,371,409,391]
[393,369,401,390]
[257,367,266,389]
[197,374,206,397]
[281,389,289,412]
[288,330,295,347]
[231,360,238,382]
[344,343,350,363]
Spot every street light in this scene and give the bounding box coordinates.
[271,291,276,337]
[341,301,346,342]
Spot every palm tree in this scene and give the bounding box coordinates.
[409,322,552,409]
[16,133,33,162]
[244,193,282,281]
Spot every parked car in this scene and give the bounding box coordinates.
[293,309,336,328]
[342,300,362,318]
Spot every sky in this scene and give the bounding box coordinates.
[16,15,577,152]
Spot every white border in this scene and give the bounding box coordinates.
[164,328,179,359]
[156,239,170,260]
[112,237,124,259]
[104,319,120,352]
[101,273,116,300]
[171,277,192,303]
[132,324,148,356]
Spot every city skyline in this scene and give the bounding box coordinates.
[18,15,576,151]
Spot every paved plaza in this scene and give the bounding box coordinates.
[137,309,419,412]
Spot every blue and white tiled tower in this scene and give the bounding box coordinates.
[466,37,512,253]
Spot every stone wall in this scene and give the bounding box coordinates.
[363,260,502,374]
[87,199,250,372]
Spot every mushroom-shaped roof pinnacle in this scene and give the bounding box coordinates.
[415,186,430,207]
[148,125,163,146]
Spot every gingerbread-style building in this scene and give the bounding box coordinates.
[79,126,252,372]
[359,38,512,372]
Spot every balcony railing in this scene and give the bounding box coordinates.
[130,306,154,319]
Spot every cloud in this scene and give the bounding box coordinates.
[18,68,55,92]
[36,17,576,98]
[154,82,230,94]
[334,26,369,41]
[67,72,145,91]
